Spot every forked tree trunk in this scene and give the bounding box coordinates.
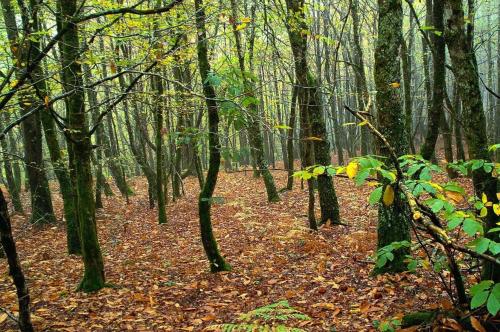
[58,0,105,292]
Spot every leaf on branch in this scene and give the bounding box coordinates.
[383,185,395,206]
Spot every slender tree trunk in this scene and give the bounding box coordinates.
[0,188,34,332]
[194,0,231,272]
[229,0,280,202]
[420,0,445,161]
[0,114,23,213]
[286,83,298,190]
[285,0,340,225]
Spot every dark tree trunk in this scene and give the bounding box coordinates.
[373,0,411,274]
[194,0,231,272]
[420,0,445,161]
[0,188,34,332]
[285,0,340,225]
[443,0,499,283]
[1,0,56,224]
[58,0,105,292]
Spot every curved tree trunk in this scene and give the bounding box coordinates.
[194,0,231,272]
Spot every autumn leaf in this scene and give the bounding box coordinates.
[383,185,395,206]
[346,162,358,179]
[470,316,486,332]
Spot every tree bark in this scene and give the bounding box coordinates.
[373,0,411,274]
[194,0,231,272]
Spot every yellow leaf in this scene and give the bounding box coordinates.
[494,204,500,216]
[235,23,247,31]
[482,193,488,204]
[44,95,49,107]
[497,193,500,200]
[367,181,379,187]
[241,17,251,23]
[389,82,401,88]
[9,80,18,88]
[479,207,488,218]
[336,166,345,175]
[305,136,323,141]
[346,162,358,179]
[445,190,463,203]
[357,120,368,126]
[383,185,395,206]
[413,211,422,220]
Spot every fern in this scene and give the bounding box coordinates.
[205,323,306,332]
[206,300,310,332]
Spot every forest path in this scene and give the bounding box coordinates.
[1,169,447,331]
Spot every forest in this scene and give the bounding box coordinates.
[0,0,499,331]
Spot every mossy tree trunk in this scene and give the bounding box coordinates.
[373,0,411,274]
[24,0,80,252]
[229,0,280,203]
[285,0,340,225]
[352,0,371,155]
[1,0,56,224]
[443,0,499,282]
[58,0,105,292]
[194,0,231,272]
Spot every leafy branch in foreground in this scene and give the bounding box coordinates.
[293,108,500,317]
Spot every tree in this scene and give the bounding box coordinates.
[57,0,105,291]
[284,0,340,225]
[443,0,499,282]
[194,0,231,272]
[1,0,56,224]
[229,0,280,203]
[373,0,411,274]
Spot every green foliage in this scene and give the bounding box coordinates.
[470,281,500,316]
[375,241,411,269]
[294,152,500,316]
[373,318,401,332]
[207,300,310,332]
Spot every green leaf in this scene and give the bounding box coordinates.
[489,241,500,255]
[369,187,383,205]
[471,238,491,254]
[487,287,500,316]
[471,291,489,309]
[470,280,493,295]
[463,218,483,236]
[326,167,336,176]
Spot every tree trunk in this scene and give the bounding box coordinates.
[373,0,411,274]
[0,188,34,332]
[1,0,56,224]
[420,0,445,161]
[194,0,231,272]
[229,0,280,202]
[285,0,340,225]
[58,0,105,292]
[443,0,499,283]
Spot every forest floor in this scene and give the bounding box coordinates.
[1,166,459,331]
